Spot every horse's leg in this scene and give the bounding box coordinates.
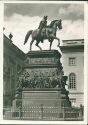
[30,39,34,51]
[35,41,42,50]
[51,35,60,47]
[49,39,53,50]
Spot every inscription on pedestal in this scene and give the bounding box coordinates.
[29,57,55,64]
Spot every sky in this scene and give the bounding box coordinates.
[4,3,84,53]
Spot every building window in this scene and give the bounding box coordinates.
[70,98,76,107]
[69,57,76,66]
[69,73,76,89]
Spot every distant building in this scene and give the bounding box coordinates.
[3,35,25,108]
[60,39,84,107]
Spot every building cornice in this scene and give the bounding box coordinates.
[60,45,84,53]
[69,92,84,94]
[62,39,84,42]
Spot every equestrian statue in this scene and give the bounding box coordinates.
[24,16,62,50]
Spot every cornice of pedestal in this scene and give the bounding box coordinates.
[24,64,63,70]
[26,50,62,58]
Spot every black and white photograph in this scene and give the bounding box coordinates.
[0,1,88,124]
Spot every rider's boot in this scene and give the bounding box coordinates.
[41,40,43,43]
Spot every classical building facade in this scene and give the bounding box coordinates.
[3,35,25,108]
[60,39,84,107]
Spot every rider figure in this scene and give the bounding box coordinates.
[38,16,48,31]
[38,16,48,43]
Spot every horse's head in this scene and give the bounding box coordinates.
[49,19,62,30]
[56,19,62,30]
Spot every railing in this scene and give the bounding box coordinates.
[63,107,83,121]
[3,105,83,121]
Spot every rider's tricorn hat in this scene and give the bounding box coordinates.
[59,19,62,22]
[44,16,48,20]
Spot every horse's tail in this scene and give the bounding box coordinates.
[24,30,33,45]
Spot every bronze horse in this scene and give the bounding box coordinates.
[24,19,62,50]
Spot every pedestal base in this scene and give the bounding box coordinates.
[22,88,61,107]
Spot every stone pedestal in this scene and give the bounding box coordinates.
[12,50,71,119]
